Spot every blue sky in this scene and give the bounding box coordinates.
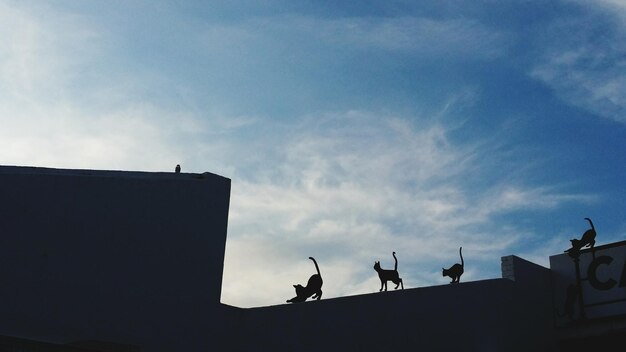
[1,0,624,307]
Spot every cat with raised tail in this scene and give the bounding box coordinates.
[565,218,597,258]
[442,247,464,284]
[287,257,323,303]
[373,252,404,291]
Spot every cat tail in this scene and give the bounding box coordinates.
[393,251,398,271]
[459,247,464,268]
[309,257,321,277]
[585,217,595,231]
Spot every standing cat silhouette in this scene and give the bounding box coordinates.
[286,257,323,303]
[442,247,464,284]
[373,252,404,291]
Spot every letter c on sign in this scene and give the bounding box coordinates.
[588,255,617,291]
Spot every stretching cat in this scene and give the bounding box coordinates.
[287,257,323,303]
[442,247,464,284]
[566,218,596,256]
[373,252,404,291]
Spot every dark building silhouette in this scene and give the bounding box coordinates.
[0,165,624,351]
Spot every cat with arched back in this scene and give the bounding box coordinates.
[373,252,404,291]
[286,257,323,303]
[442,247,464,284]
[566,218,596,258]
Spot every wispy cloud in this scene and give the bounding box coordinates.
[0,1,253,173]
[0,2,102,101]
[530,3,626,123]
[280,16,507,59]
[200,14,508,61]
[222,110,594,307]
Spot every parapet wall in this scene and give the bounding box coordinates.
[0,166,231,351]
[231,257,556,352]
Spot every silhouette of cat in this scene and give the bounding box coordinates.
[565,218,596,258]
[574,217,596,250]
[373,252,404,291]
[442,247,464,284]
[556,284,579,321]
[286,257,323,303]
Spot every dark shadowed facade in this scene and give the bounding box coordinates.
[0,166,624,351]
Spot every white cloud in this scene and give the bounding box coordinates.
[0,1,102,102]
[530,3,626,123]
[0,1,251,174]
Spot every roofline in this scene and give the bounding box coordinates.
[0,164,230,182]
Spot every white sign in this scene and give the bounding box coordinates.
[550,240,626,326]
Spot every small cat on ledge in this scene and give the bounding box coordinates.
[565,217,596,258]
[287,257,323,303]
[442,247,464,284]
[373,251,404,291]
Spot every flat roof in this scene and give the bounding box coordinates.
[0,165,230,182]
